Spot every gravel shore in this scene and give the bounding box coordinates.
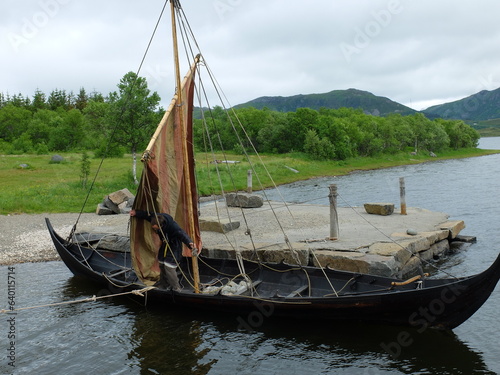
[0,213,130,265]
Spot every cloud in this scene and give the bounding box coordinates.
[2,0,500,111]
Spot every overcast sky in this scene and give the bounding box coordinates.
[2,0,500,111]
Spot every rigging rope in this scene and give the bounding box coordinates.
[0,286,156,314]
[68,0,169,239]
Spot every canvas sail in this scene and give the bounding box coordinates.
[131,57,201,284]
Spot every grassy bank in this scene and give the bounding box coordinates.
[1,148,498,215]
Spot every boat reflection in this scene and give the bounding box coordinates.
[61,275,496,375]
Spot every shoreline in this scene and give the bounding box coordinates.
[1,150,496,267]
[0,213,130,266]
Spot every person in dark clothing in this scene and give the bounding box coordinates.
[130,209,194,291]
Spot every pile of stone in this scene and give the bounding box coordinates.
[96,188,135,215]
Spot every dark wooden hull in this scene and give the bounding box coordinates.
[46,218,500,330]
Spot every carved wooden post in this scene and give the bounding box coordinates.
[329,184,339,240]
[400,177,407,215]
[247,170,252,193]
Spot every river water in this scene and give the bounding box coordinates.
[2,138,500,375]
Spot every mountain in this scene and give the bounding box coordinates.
[424,88,500,121]
[233,88,416,116]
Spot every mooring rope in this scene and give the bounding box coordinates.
[0,286,156,314]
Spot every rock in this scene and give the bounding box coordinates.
[200,216,240,233]
[108,188,134,206]
[399,256,423,278]
[201,242,309,266]
[406,228,418,236]
[118,201,131,214]
[429,239,450,257]
[127,197,135,208]
[312,250,397,277]
[103,196,120,214]
[98,188,136,215]
[50,154,64,163]
[453,235,476,243]
[440,220,465,239]
[18,163,30,169]
[368,242,412,265]
[226,193,264,208]
[96,203,114,215]
[364,203,394,216]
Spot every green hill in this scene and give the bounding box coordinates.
[424,88,500,121]
[233,88,416,116]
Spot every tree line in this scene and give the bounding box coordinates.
[195,106,480,160]
[1,75,480,164]
[0,73,162,161]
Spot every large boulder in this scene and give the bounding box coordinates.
[226,193,263,208]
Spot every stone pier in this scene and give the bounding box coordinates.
[59,200,471,279]
[199,201,471,278]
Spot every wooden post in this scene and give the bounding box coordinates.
[247,169,252,193]
[328,184,339,240]
[400,177,407,215]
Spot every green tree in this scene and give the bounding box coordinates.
[440,119,479,149]
[304,129,336,160]
[0,104,32,142]
[31,89,47,111]
[47,89,69,110]
[256,111,289,153]
[11,132,33,153]
[75,87,89,111]
[83,100,112,151]
[286,108,319,151]
[80,152,91,188]
[107,72,161,184]
[48,109,85,151]
[8,93,30,107]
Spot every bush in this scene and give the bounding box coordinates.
[94,143,124,158]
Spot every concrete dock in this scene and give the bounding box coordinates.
[199,201,468,278]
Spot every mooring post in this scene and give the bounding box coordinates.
[400,177,407,215]
[247,169,252,193]
[329,184,339,240]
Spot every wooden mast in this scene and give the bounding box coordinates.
[170,0,200,293]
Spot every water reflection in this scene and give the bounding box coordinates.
[59,275,495,375]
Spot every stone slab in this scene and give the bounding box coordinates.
[96,203,114,215]
[199,216,240,233]
[364,203,395,216]
[440,220,466,239]
[108,188,134,205]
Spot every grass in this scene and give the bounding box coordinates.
[470,118,500,137]
[1,148,499,215]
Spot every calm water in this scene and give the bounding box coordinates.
[2,138,500,375]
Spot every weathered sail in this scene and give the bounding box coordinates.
[131,57,201,283]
